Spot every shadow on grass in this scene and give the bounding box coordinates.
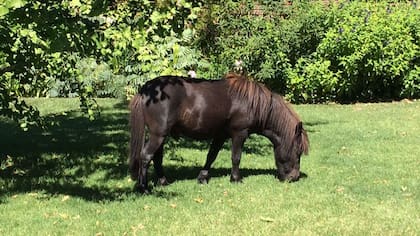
[156,165,307,184]
[147,166,307,199]
[0,101,309,202]
[0,100,280,202]
[0,102,131,201]
[160,165,276,184]
[303,120,330,133]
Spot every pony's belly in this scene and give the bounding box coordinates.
[171,122,227,140]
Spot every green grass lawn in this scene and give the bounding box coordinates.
[1,98,419,235]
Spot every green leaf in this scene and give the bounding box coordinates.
[150,11,161,23]
[86,86,93,93]
[0,6,9,17]
[5,0,27,9]
[69,0,82,8]
[172,44,180,56]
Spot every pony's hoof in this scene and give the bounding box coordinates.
[138,187,151,195]
[197,170,210,184]
[156,177,169,186]
[197,178,209,184]
[135,183,151,195]
[230,175,243,183]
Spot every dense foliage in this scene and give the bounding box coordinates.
[1,0,206,128]
[288,1,420,103]
[203,0,420,103]
[198,1,330,89]
[1,0,419,128]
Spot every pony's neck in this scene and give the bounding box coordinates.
[263,95,300,149]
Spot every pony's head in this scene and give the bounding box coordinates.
[224,74,309,182]
[274,121,309,182]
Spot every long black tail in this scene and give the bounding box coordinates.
[129,94,145,180]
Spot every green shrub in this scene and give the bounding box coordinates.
[198,0,330,90]
[286,57,341,103]
[287,1,420,102]
[92,0,208,93]
[199,1,419,102]
[402,65,420,98]
[1,0,207,126]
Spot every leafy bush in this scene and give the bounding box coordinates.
[302,2,420,102]
[199,0,419,103]
[1,0,208,127]
[402,65,420,98]
[197,1,330,88]
[0,0,102,125]
[286,57,341,103]
[286,1,420,102]
[91,0,208,96]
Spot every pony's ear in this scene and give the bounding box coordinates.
[295,122,303,135]
[295,122,309,155]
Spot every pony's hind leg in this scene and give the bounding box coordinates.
[153,143,169,186]
[138,134,164,194]
[198,137,226,184]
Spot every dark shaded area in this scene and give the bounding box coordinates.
[150,166,307,193]
[0,101,291,202]
[303,120,330,133]
[159,166,276,185]
[0,102,130,201]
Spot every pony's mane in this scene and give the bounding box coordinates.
[224,73,272,125]
[224,73,308,155]
[270,93,309,155]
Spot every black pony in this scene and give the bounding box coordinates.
[129,73,309,193]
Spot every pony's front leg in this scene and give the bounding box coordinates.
[198,137,226,184]
[230,131,247,182]
[138,135,164,194]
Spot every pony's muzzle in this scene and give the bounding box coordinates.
[278,169,300,182]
